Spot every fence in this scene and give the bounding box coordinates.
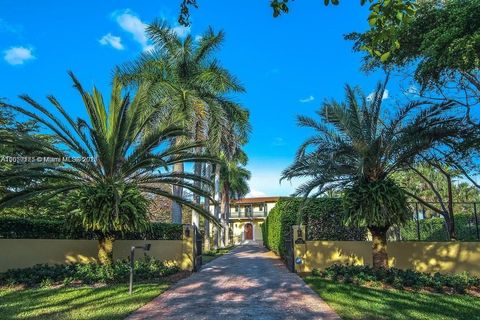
[399,202,480,241]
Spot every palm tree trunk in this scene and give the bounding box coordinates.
[213,164,221,249]
[191,161,201,227]
[221,184,230,246]
[369,226,389,269]
[203,163,211,251]
[98,235,114,265]
[171,139,184,224]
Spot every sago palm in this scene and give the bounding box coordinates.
[282,80,462,268]
[0,73,219,264]
[118,21,248,224]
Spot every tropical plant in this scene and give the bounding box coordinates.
[0,73,219,264]
[282,80,462,268]
[118,22,248,227]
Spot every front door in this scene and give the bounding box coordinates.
[244,223,253,240]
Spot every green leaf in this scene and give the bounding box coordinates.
[380,51,391,62]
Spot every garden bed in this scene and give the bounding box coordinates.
[310,265,480,295]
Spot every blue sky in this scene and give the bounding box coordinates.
[1,0,395,196]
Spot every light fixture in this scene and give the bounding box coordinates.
[129,243,151,294]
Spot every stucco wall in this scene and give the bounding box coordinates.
[0,238,193,272]
[231,220,264,243]
[294,240,480,276]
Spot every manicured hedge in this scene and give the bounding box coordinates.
[400,213,479,241]
[263,198,366,257]
[0,216,183,240]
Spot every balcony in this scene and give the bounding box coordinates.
[230,210,267,219]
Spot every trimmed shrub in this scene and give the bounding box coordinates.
[263,198,366,257]
[0,216,183,240]
[312,264,480,294]
[0,256,180,287]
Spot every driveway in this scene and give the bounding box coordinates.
[127,244,340,320]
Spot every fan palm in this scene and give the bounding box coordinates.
[282,80,462,268]
[0,73,219,264]
[118,22,248,225]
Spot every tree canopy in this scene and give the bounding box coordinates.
[348,0,480,90]
[178,0,416,59]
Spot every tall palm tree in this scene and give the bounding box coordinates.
[219,151,251,245]
[282,80,462,268]
[118,22,247,225]
[0,73,219,264]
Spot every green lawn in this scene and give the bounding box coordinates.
[305,277,480,320]
[0,283,169,320]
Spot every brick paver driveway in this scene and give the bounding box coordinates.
[127,244,340,320]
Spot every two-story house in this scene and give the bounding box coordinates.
[228,197,280,244]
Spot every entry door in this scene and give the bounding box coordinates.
[244,223,253,240]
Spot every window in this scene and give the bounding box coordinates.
[258,205,263,211]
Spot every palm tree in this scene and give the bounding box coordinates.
[219,151,251,245]
[282,80,462,268]
[118,22,247,225]
[0,73,219,264]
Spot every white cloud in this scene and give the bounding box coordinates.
[99,33,124,50]
[114,10,150,51]
[367,89,389,102]
[113,9,190,52]
[172,25,190,38]
[3,46,35,65]
[404,84,418,95]
[299,95,315,103]
[246,189,267,198]
[194,35,203,42]
[143,44,155,53]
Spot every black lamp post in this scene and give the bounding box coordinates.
[129,243,151,294]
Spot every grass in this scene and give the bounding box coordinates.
[202,245,234,265]
[0,283,169,320]
[305,277,480,320]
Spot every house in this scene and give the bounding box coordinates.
[229,197,280,244]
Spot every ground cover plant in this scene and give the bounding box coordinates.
[311,264,480,294]
[0,256,179,287]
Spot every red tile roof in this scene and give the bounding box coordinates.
[231,197,281,204]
